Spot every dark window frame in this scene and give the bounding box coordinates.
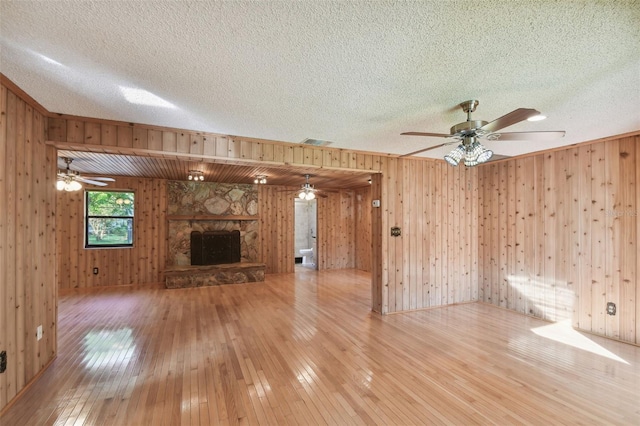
[84,190,135,249]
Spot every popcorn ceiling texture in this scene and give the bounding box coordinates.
[1,1,638,158]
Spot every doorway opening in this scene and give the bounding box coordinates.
[294,198,317,269]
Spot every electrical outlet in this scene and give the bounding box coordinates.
[93,267,99,275]
[0,351,6,373]
[606,302,616,316]
[36,325,43,341]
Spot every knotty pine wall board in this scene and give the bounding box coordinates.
[354,186,372,272]
[378,157,480,314]
[0,82,57,412]
[56,176,167,289]
[477,135,640,345]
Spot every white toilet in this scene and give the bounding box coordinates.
[300,248,314,265]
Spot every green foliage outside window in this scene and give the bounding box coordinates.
[86,191,135,247]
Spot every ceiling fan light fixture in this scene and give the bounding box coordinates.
[188,170,204,181]
[298,189,315,200]
[69,180,82,191]
[456,139,493,167]
[297,174,317,200]
[476,147,494,163]
[463,158,479,167]
[444,144,465,166]
[463,143,477,167]
[57,178,82,191]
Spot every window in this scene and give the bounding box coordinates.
[85,190,134,248]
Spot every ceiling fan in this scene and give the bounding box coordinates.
[401,100,565,166]
[281,174,331,200]
[56,157,115,191]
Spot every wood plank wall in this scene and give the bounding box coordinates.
[0,82,57,412]
[355,186,372,272]
[57,180,358,283]
[47,117,388,174]
[371,174,383,313]
[258,186,364,273]
[478,135,640,345]
[47,112,481,315]
[56,177,167,289]
[48,116,384,276]
[317,190,356,270]
[376,157,479,314]
[258,185,295,274]
[39,84,640,343]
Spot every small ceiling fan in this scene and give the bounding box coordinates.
[56,157,115,191]
[296,174,324,200]
[401,100,565,166]
[281,174,331,199]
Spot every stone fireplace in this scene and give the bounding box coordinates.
[166,181,260,265]
[164,181,265,288]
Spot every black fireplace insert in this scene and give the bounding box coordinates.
[190,230,241,265]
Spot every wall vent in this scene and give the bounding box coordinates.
[301,138,333,147]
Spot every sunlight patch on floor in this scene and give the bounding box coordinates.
[82,328,136,371]
[531,320,628,364]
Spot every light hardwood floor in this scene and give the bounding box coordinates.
[2,268,639,425]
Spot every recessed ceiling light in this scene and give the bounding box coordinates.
[527,114,547,122]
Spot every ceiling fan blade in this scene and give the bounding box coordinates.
[86,176,115,181]
[480,108,540,133]
[401,132,451,138]
[492,131,566,141]
[400,141,457,158]
[76,177,109,186]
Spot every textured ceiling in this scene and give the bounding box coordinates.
[2,1,639,161]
